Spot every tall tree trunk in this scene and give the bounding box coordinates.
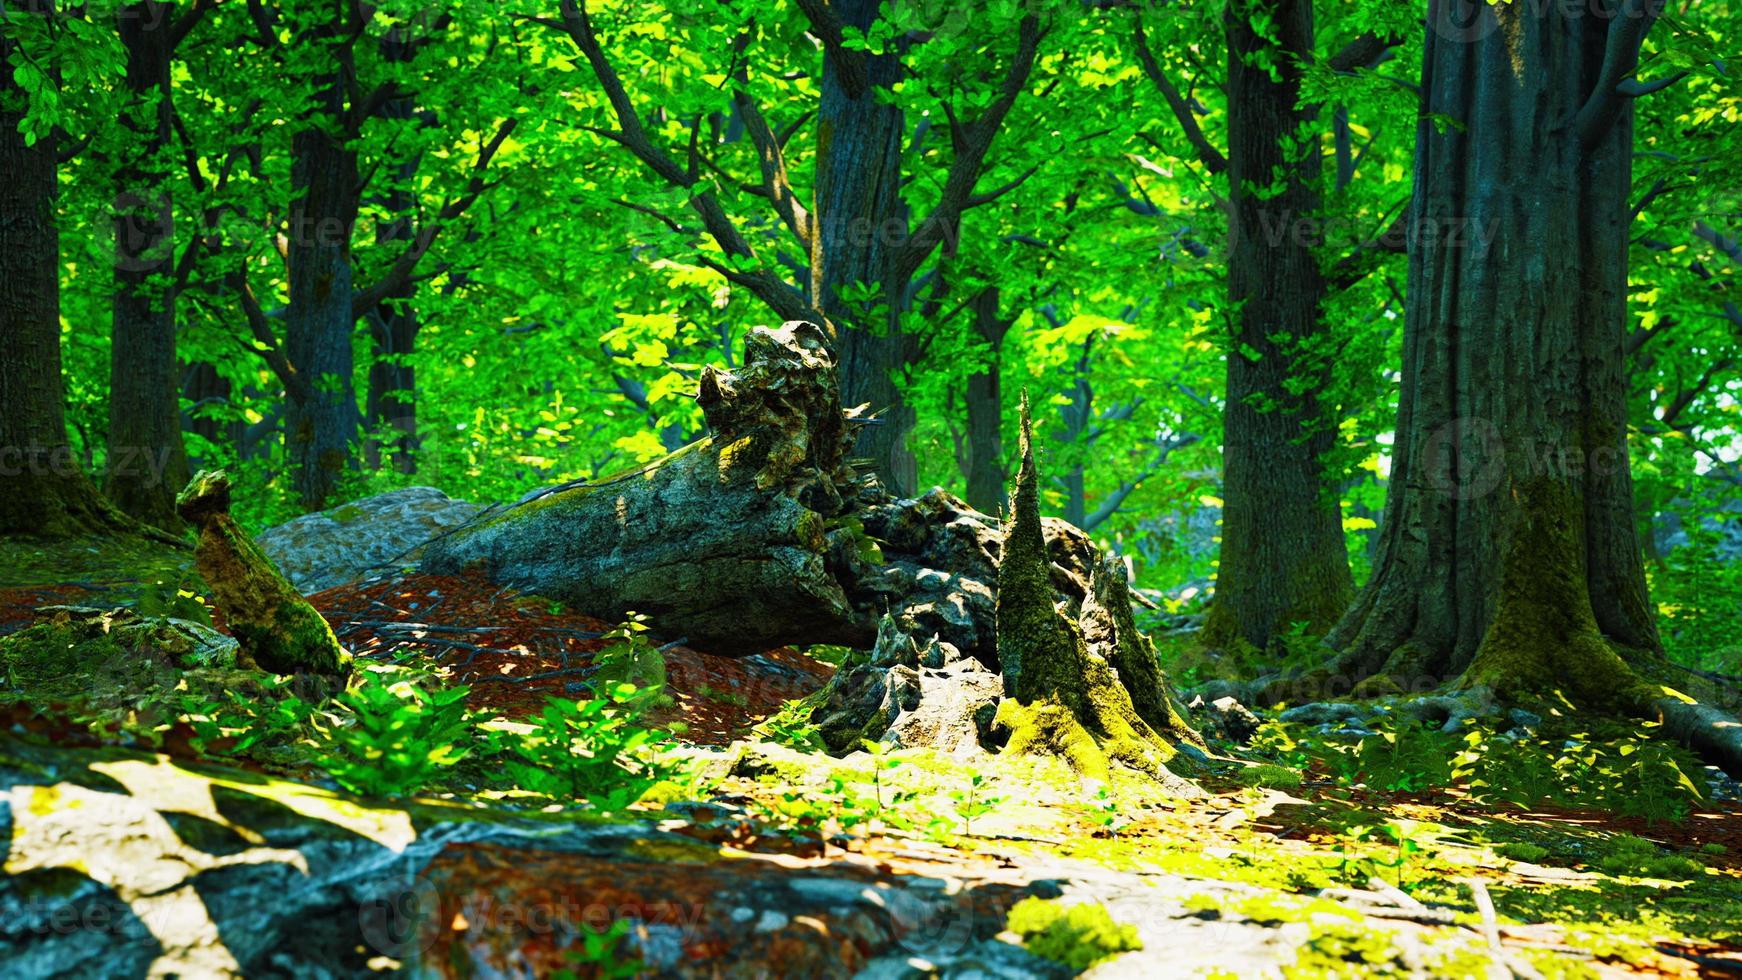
[1325,0,1660,702]
[814,0,916,496]
[107,0,190,532]
[963,287,1009,513]
[1202,0,1353,654]
[364,26,420,474]
[0,27,125,539]
[285,99,362,510]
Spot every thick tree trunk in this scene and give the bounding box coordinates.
[364,27,421,474]
[0,33,126,539]
[963,287,1009,514]
[1324,0,1660,702]
[1201,0,1353,654]
[285,115,363,511]
[814,0,917,496]
[107,1,190,533]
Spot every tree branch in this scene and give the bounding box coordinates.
[1327,31,1403,73]
[548,0,818,327]
[352,118,517,319]
[1083,432,1202,531]
[1576,0,1666,151]
[1133,17,1227,175]
[895,14,1044,283]
[227,269,308,402]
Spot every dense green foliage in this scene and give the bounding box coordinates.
[0,1,1733,656]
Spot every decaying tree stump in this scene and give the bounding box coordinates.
[178,470,351,676]
[423,321,1202,778]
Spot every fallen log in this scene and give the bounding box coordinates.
[423,321,870,654]
[424,321,1202,777]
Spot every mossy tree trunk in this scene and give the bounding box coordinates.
[1165,1,1353,654]
[1324,0,1661,705]
[0,18,132,540]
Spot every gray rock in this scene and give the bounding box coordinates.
[256,486,483,593]
[882,660,1006,756]
[1201,696,1263,745]
[1279,702,1366,726]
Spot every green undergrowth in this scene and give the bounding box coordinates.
[1242,713,1710,824]
[0,610,690,815]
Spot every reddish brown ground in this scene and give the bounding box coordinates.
[0,585,100,633]
[308,570,833,743]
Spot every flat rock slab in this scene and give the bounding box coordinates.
[256,487,483,594]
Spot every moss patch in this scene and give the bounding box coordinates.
[1005,897,1142,970]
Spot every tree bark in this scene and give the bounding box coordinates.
[106,0,191,533]
[1323,0,1661,701]
[364,26,421,474]
[0,26,127,539]
[814,0,917,495]
[963,287,1010,514]
[285,103,363,511]
[1201,0,1354,654]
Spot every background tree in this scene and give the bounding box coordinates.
[103,0,209,532]
[1,2,131,539]
[1326,0,1677,703]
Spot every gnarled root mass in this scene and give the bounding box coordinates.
[1256,478,1742,780]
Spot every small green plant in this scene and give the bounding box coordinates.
[315,673,474,797]
[181,681,317,757]
[1090,786,1128,837]
[754,776,873,836]
[756,698,826,752]
[950,773,1002,837]
[1005,897,1142,971]
[500,684,680,812]
[136,576,213,627]
[1353,717,1456,793]
[590,617,668,705]
[548,918,643,980]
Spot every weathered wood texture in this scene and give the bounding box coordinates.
[423,322,869,654]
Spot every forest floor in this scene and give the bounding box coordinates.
[3,542,1742,977]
